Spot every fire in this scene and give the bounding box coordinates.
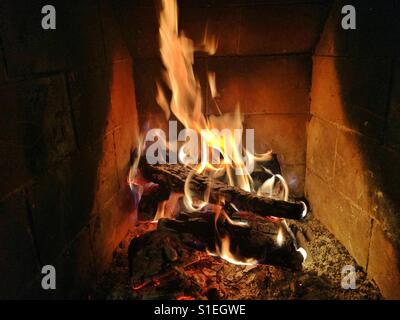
[211,235,258,266]
[277,228,284,246]
[129,0,308,265]
[153,192,182,222]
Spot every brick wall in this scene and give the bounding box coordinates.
[306,0,400,298]
[0,0,139,298]
[117,0,331,196]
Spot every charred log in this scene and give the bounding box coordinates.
[139,160,306,220]
[158,211,304,270]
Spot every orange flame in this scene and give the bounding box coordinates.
[150,0,307,264]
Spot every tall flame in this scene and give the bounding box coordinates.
[158,0,271,192]
[153,0,306,265]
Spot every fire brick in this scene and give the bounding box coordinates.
[0,192,40,299]
[311,56,390,140]
[205,6,241,55]
[368,223,400,299]
[0,0,105,78]
[0,75,76,196]
[239,4,329,55]
[317,0,399,57]
[207,55,311,115]
[306,117,337,183]
[244,113,307,166]
[334,130,379,217]
[305,171,372,269]
[108,60,139,131]
[99,0,131,63]
[67,68,110,149]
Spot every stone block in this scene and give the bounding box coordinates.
[316,0,399,58]
[99,0,131,63]
[0,75,76,196]
[107,59,138,131]
[347,0,398,58]
[89,132,121,215]
[207,55,311,115]
[305,171,372,268]
[0,83,33,196]
[239,4,329,55]
[113,126,136,189]
[67,68,110,149]
[128,6,159,58]
[368,222,400,299]
[0,191,39,299]
[306,117,337,182]
[57,226,96,299]
[89,196,120,276]
[0,0,105,78]
[205,6,241,55]
[27,133,119,263]
[311,56,390,139]
[333,129,396,223]
[244,114,307,165]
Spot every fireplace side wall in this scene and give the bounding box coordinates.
[306,0,400,298]
[0,1,139,298]
[119,0,331,196]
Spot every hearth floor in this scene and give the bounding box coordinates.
[93,215,381,300]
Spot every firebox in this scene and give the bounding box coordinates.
[0,0,399,300]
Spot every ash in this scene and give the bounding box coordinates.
[93,216,381,300]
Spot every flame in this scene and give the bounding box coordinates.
[144,0,308,264]
[277,228,284,246]
[297,247,307,261]
[211,235,258,266]
[153,192,182,222]
[157,0,269,193]
[183,171,210,212]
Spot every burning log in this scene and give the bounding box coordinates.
[139,160,306,220]
[158,211,304,270]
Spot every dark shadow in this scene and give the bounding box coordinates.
[331,0,400,263]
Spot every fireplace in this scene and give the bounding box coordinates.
[0,0,399,300]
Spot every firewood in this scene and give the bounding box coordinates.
[157,211,304,270]
[139,159,306,220]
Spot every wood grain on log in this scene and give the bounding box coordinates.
[158,211,304,270]
[140,160,306,220]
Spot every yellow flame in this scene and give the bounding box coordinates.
[297,247,307,261]
[153,192,182,222]
[277,228,284,246]
[156,0,305,265]
[209,236,258,266]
